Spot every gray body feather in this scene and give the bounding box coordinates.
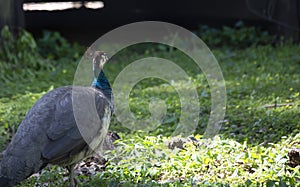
[0,85,112,186]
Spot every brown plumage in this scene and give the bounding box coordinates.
[288,148,300,168]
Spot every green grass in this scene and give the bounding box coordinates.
[0,26,299,186]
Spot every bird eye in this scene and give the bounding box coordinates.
[94,56,101,65]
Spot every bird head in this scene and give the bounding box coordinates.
[92,51,109,78]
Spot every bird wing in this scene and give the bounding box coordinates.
[42,87,111,164]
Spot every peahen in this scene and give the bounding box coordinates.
[0,51,113,187]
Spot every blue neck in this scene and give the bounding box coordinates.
[92,70,112,100]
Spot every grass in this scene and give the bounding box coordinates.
[0,25,299,186]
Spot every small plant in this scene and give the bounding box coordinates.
[37,30,84,61]
[0,26,52,81]
[0,26,299,186]
[196,21,277,49]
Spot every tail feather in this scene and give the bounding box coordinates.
[1,157,13,187]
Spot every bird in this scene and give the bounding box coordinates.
[0,50,113,187]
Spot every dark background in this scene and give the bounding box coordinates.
[0,0,299,44]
